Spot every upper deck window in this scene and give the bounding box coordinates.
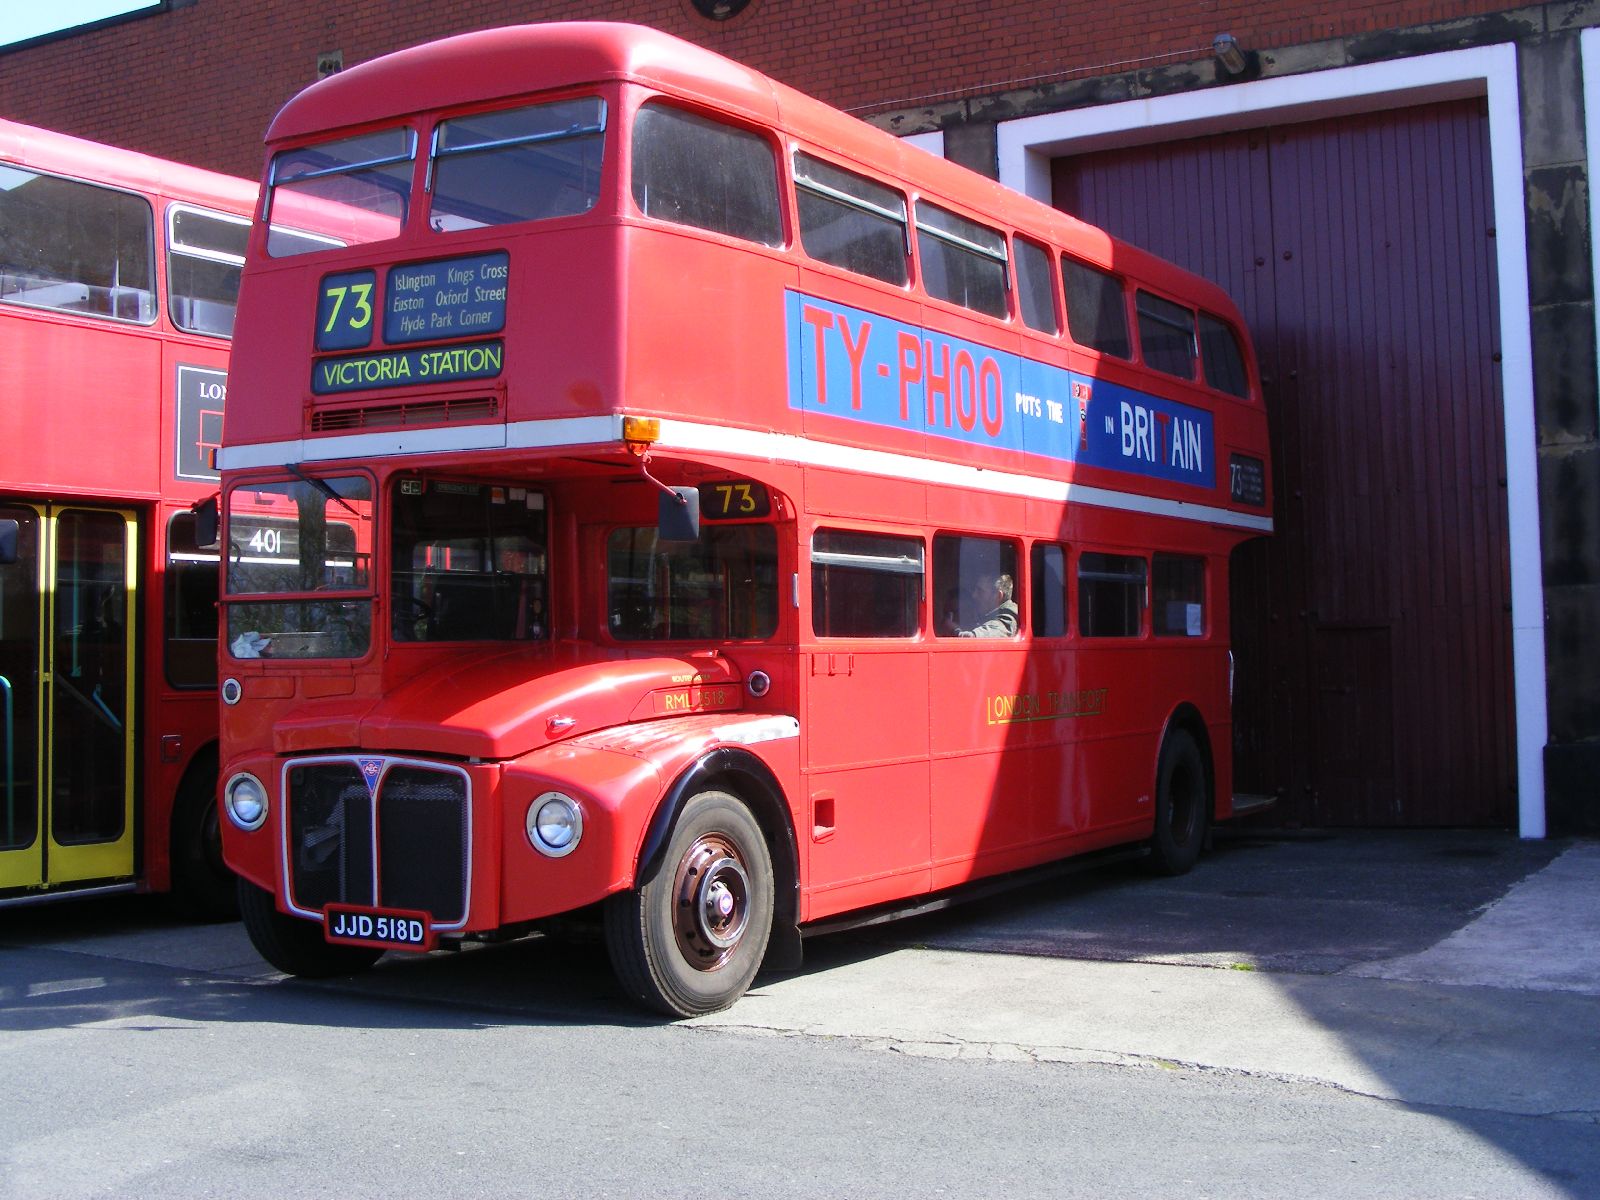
[1199,312,1251,399]
[631,102,782,247]
[168,205,247,337]
[1062,258,1130,358]
[793,152,908,286]
[914,202,1008,320]
[0,164,155,322]
[266,128,415,257]
[1136,289,1197,379]
[1014,236,1059,334]
[428,97,606,232]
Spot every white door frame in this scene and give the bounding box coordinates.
[993,45,1547,836]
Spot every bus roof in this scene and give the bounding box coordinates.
[265,21,1241,320]
[0,117,258,215]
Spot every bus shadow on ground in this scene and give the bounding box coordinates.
[0,829,1573,1035]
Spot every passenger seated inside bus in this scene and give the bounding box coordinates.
[957,573,1018,638]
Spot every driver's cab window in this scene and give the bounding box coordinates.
[390,479,548,642]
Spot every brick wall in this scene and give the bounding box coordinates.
[0,0,1528,178]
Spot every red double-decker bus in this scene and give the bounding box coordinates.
[216,23,1272,1014]
[0,119,287,912]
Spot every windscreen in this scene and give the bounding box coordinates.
[390,479,549,642]
[224,475,374,659]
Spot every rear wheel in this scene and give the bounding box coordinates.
[1149,728,1208,876]
[605,790,773,1017]
[237,879,383,978]
[168,757,238,921]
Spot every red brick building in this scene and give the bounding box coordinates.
[3,1,1595,836]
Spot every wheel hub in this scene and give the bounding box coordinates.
[672,835,751,969]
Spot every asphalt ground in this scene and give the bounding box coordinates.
[3,828,1596,1122]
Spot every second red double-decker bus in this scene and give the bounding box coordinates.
[216,23,1272,1014]
[0,119,274,913]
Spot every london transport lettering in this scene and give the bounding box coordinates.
[311,250,510,394]
[986,688,1109,726]
[786,291,1214,488]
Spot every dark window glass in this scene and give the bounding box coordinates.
[1136,289,1197,379]
[1153,554,1205,637]
[391,480,550,643]
[1199,312,1250,398]
[168,205,247,337]
[224,475,374,660]
[609,525,778,641]
[811,530,921,638]
[934,534,1019,639]
[1030,543,1067,637]
[0,164,154,322]
[793,152,908,285]
[267,128,414,256]
[1078,552,1146,638]
[430,97,606,231]
[632,103,782,246]
[0,506,40,850]
[916,202,1008,319]
[1062,258,1130,357]
[1015,237,1058,334]
[165,512,219,688]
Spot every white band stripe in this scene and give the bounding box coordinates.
[217,413,1273,534]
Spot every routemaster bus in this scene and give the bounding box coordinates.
[0,119,276,912]
[215,22,1273,1015]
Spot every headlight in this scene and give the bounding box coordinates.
[224,772,268,831]
[526,791,583,858]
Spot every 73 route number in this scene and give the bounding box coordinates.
[316,269,378,351]
[700,480,770,520]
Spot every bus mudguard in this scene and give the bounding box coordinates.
[639,745,803,971]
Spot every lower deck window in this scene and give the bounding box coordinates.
[1079,552,1146,638]
[1031,543,1068,637]
[165,511,219,687]
[934,534,1018,638]
[1153,554,1205,637]
[810,530,922,639]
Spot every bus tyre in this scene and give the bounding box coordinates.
[1149,728,1208,876]
[605,790,774,1018]
[168,760,238,921]
[237,879,384,978]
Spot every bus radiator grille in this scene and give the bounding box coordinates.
[285,761,469,925]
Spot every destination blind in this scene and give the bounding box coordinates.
[311,250,510,394]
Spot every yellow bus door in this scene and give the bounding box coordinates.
[0,504,137,892]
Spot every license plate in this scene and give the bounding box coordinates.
[323,904,433,951]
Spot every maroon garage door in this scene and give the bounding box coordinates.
[1054,98,1515,827]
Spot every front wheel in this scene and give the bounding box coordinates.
[605,790,774,1017]
[1148,728,1209,876]
[237,879,384,978]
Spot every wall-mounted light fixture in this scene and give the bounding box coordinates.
[1212,33,1247,77]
